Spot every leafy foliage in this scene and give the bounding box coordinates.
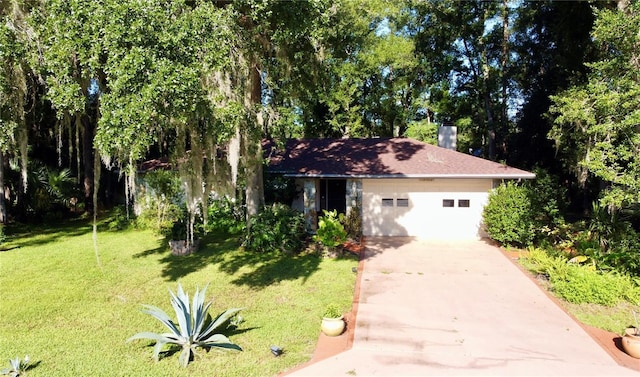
[314,210,347,249]
[521,248,640,307]
[582,204,640,276]
[205,198,245,235]
[525,168,567,230]
[342,206,362,240]
[323,303,342,319]
[103,206,132,231]
[482,181,535,247]
[549,2,640,209]
[128,283,242,368]
[134,170,184,237]
[264,175,299,206]
[9,160,80,220]
[552,268,639,307]
[243,203,306,254]
[406,121,439,145]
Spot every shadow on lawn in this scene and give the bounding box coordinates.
[135,231,323,290]
[3,219,93,249]
[3,211,138,250]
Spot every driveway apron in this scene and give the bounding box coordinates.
[288,237,637,376]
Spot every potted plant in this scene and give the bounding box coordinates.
[622,310,640,359]
[321,303,345,337]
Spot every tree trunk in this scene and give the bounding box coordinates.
[480,6,496,161]
[81,114,95,214]
[0,152,6,224]
[501,0,509,130]
[245,63,265,222]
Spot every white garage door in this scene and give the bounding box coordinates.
[362,178,492,239]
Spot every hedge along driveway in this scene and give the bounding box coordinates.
[0,221,357,377]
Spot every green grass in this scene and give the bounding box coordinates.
[0,217,358,377]
[562,301,640,335]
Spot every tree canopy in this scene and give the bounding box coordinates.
[0,0,638,225]
[550,1,640,209]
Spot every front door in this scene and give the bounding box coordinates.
[319,179,346,215]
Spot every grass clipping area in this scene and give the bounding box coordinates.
[0,219,358,377]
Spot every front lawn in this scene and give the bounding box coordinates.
[0,218,358,376]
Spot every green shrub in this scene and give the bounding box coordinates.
[314,210,347,249]
[264,175,299,206]
[521,248,640,306]
[588,201,630,251]
[551,267,637,306]
[136,202,186,238]
[591,230,640,277]
[205,198,245,235]
[342,206,362,240]
[520,247,571,281]
[483,181,535,247]
[243,203,306,253]
[135,170,184,237]
[104,206,132,231]
[571,202,640,276]
[128,283,242,368]
[526,168,567,227]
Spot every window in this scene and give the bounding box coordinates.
[458,199,470,208]
[382,198,394,207]
[442,199,455,207]
[397,198,409,207]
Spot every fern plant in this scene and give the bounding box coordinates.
[128,283,243,367]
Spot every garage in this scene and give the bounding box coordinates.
[266,137,535,239]
[362,178,492,239]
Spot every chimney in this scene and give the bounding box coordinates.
[438,125,457,150]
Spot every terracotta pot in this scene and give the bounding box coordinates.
[321,316,345,337]
[622,328,640,359]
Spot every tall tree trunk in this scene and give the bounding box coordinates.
[0,152,6,224]
[480,6,496,161]
[81,114,95,214]
[501,0,509,129]
[244,62,265,222]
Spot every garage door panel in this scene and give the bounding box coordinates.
[363,179,490,239]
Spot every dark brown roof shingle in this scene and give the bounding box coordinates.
[266,138,534,179]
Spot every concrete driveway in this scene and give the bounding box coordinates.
[289,238,637,376]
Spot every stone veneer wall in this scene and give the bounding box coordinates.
[303,179,317,232]
[346,179,362,216]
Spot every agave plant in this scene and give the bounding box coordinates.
[128,283,243,367]
[0,355,29,377]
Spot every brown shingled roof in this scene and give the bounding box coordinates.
[266,138,535,179]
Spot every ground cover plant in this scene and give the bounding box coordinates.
[519,247,640,334]
[0,214,358,376]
